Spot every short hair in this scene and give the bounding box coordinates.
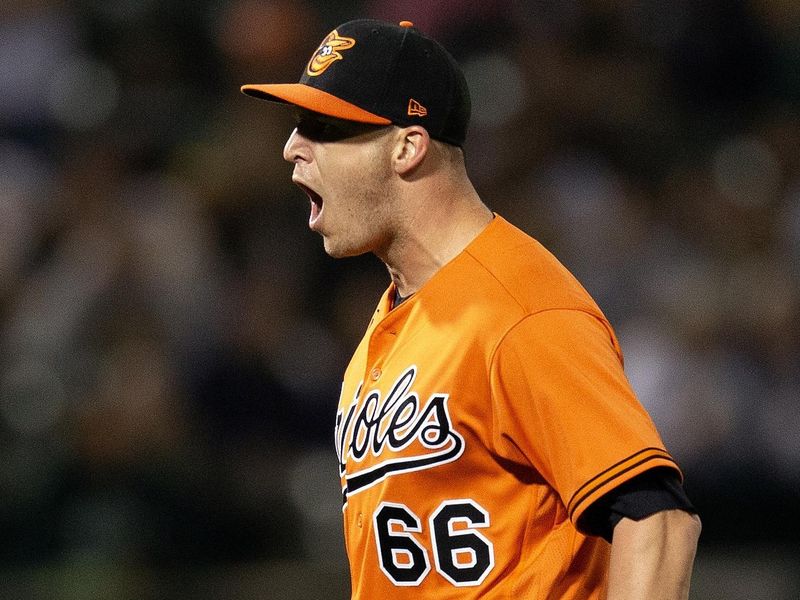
[432,138,465,166]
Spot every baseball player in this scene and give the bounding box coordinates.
[242,19,701,599]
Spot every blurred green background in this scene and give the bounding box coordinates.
[1,1,798,598]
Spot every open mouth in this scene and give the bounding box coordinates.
[294,180,324,227]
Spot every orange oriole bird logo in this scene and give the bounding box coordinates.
[306,30,356,76]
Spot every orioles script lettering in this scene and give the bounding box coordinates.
[336,366,465,503]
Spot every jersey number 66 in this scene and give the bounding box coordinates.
[373,499,495,587]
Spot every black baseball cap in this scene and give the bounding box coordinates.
[241,19,471,146]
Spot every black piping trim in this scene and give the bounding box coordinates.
[567,448,679,521]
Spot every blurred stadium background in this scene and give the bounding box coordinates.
[1,1,798,598]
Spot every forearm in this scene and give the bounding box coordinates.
[606,509,701,600]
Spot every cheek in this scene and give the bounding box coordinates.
[337,162,389,208]
[358,147,394,199]
[321,142,394,213]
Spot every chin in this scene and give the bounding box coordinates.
[322,238,349,259]
[323,238,370,259]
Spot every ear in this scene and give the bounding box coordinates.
[391,126,430,176]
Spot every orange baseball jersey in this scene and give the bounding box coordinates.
[334,215,681,598]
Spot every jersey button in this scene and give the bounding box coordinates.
[370,368,382,381]
[357,512,364,528]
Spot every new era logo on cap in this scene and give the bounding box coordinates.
[408,98,428,117]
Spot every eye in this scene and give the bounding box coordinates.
[294,112,384,142]
[295,116,336,141]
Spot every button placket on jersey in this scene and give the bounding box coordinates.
[364,324,394,385]
[363,306,404,388]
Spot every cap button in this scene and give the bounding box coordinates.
[399,20,414,28]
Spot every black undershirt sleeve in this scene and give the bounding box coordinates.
[577,467,698,543]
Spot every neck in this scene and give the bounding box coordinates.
[381,182,493,298]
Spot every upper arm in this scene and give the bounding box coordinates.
[607,510,702,600]
[614,508,702,543]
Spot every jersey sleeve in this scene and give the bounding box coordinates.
[488,308,681,526]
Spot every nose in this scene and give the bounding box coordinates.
[283,127,310,164]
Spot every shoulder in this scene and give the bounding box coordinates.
[461,215,605,319]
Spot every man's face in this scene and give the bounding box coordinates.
[283,110,396,258]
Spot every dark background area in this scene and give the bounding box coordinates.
[1,1,798,598]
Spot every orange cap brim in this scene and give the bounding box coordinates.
[241,83,392,125]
